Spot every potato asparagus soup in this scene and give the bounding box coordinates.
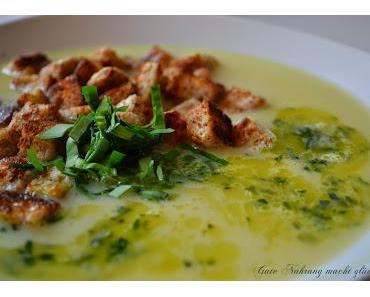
[0,46,369,280]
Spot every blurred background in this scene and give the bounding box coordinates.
[1,16,370,52]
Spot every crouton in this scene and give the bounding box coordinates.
[9,103,58,133]
[47,76,85,108]
[18,120,60,162]
[89,47,128,69]
[17,89,49,106]
[0,104,18,127]
[172,54,218,73]
[10,74,39,92]
[166,73,225,103]
[164,110,188,144]
[0,190,60,226]
[87,66,129,93]
[193,67,211,79]
[0,128,19,158]
[39,57,80,91]
[3,52,50,77]
[135,62,161,103]
[171,98,200,116]
[73,58,101,85]
[219,87,266,113]
[233,117,275,149]
[143,46,173,68]
[102,82,136,105]
[58,105,91,123]
[116,94,152,126]
[0,156,38,194]
[26,167,73,199]
[186,100,233,147]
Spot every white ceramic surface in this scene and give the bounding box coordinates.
[0,15,369,280]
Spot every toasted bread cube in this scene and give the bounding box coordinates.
[58,105,91,123]
[167,73,225,103]
[39,57,80,91]
[87,66,128,93]
[47,76,84,108]
[73,58,100,85]
[164,110,188,144]
[116,94,152,126]
[18,121,60,162]
[0,156,37,194]
[26,167,72,199]
[171,98,200,116]
[3,52,50,77]
[186,100,233,147]
[89,47,128,69]
[219,87,266,113]
[0,190,60,226]
[135,62,161,103]
[17,89,49,107]
[173,54,218,73]
[233,117,275,149]
[0,128,19,158]
[143,46,173,68]
[0,104,18,127]
[102,82,136,105]
[10,74,39,93]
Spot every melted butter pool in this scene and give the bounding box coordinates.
[0,46,370,280]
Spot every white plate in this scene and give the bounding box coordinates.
[0,16,369,280]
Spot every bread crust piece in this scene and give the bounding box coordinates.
[171,98,200,116]
[17,89,49,107]
[164,110,188,144]
[87,66,129,93]
[102,82,136,105]
[135,62,161,103]
[0,128,19,158]
[58,105,91,123]
[73,58,101,85]
[233,117,275,149]
[18,120,60,162]
[89,47,128,70]
[0,190,60,226]
[47,76,85,108]
[0,156,37,194]
[186,100,233,147]
[219,87,266,113]
[116,94,152,126]
[3,52,50,77]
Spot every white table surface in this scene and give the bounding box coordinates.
[1,15,370,53]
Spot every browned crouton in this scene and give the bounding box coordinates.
[0,128,19,158]
[171,98,200,116]
[219,87,266,113]
[102,82,136,105]
[39,57,80,91]
[18,121,60,162]
[9,103,58,133]
[87,66,128,93]
[73,58,101,85]
[135,62,161,103]
[0,190,60,226]
[193,67,212,79]
[186,100,233,147]
[143,46,173,68]
[17,89,49,107]
[164,110,188,144]
[116,94,152,126]
[10,74,39,92]
[58,105,91,123]
[0,156,38,194]
[26,167,73,199]
[233,117,275,149]
[89,47,128,69]
[167,73,225,103]
[47,76,85,108]
[3,52,50,76]
[172,54,218,73]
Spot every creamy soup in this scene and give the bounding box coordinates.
[0,46,369,280]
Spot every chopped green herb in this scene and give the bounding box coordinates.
[82,85,100,111]
[183,144,228,165]
[106,150,126,168]
[38,124,73,140]
[107,237,128,260]
[69,114,94,143]
[109,185,132,198]
[26,149,44,171]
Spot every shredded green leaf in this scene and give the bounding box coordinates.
[26,149,44,171]
[38,124,73,140]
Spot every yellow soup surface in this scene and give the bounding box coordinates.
[0,46,369,280]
